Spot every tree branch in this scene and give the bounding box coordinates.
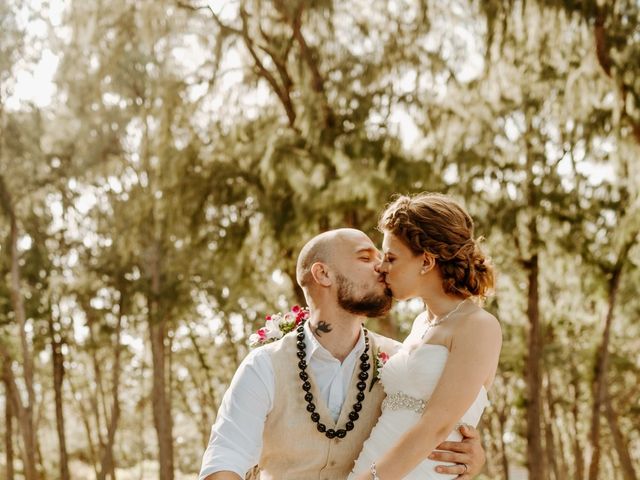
[240,7,297,128]
[287,2,336,130]
[593,3,640,144]
[175,0,242,35]
[594,8,612,77]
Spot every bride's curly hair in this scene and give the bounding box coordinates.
[378,192,495,299]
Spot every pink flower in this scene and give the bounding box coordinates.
[378,351,389,364]
[257,328,267,340]
[265,315,272,321]
[294,307,308,325]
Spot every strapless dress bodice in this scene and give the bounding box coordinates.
[348,343,489,480]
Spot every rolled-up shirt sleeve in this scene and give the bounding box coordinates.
[198,347,274,480]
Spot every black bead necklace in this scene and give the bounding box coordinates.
[296,323,371,439]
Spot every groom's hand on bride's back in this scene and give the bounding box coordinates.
[428,424,485,479]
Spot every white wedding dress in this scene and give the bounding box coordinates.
[348,341,489,479]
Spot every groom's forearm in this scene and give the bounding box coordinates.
[203,472,243,480]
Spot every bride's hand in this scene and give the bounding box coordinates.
[428,424,485,479]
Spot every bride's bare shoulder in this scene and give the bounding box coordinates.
[457,307,501,340]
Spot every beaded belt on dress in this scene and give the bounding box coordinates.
[381,392,427,414]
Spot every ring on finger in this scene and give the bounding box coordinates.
[461,463,468,474]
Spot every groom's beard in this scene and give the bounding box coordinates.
[336,273,393,317]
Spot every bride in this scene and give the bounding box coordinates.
[349,193,502,480]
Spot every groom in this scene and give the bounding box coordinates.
[199,229,486,479]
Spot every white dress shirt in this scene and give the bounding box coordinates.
[198,321,367,480]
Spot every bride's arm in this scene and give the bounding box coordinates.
[356,311,501,480]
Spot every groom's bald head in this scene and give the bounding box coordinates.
[296,231,337,288]
[296,228,369,288]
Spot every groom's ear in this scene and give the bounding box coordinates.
[310,262,332,287]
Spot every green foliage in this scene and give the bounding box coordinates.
[0,0,638,478]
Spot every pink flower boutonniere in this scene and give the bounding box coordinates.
[249,305,310,347]
[369,347,389,391]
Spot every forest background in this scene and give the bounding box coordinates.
[1,0,639,479]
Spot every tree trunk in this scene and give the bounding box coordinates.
[524,250,546,480]
[220,312,241,367]
[522,126,546,480]
[69,378,100,478]
[482,413,502,480]
[188,326,219,444]
[604,389,637,480]
[83,294,123,480]
[85,307,109,452]
[149,318,174,480]
[97,290,125,480]
[571,367,585,480]
[147,243,174,480]
[546,373,569,479]
[544,424,557,480]
[83,303,108,466]
[2,362,15,480]
[0,175,38,480]
[558,422,570,480]
[497,407,510,480]
[588,241,632,480]
[544,374,559,480]
[137,359,148,480]
[48,312,70,480]
[34,390,47,476]
[0,348,38,480]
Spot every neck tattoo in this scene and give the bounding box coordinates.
[314,321,333,337]
[296,323,370,439]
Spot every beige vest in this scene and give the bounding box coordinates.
[257,330,399,480]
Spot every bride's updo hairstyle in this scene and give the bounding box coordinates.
[378,192,495,299]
